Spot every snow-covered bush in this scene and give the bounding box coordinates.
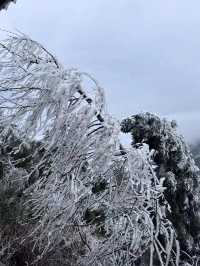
[0,35,179,265]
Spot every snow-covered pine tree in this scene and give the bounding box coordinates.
[121,112,200,265]
[0,35,179,265]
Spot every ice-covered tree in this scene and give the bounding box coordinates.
[0,0,16,11]
[0,35,179,265]
[191,142,200,169]
[122,112,200,265]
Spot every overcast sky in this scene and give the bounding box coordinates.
[0,0,200,143]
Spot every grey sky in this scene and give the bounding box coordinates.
[0,0,200,143]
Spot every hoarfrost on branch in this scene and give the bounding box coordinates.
[0,34,179,265]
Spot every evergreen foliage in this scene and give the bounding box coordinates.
[121,112,200,265]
